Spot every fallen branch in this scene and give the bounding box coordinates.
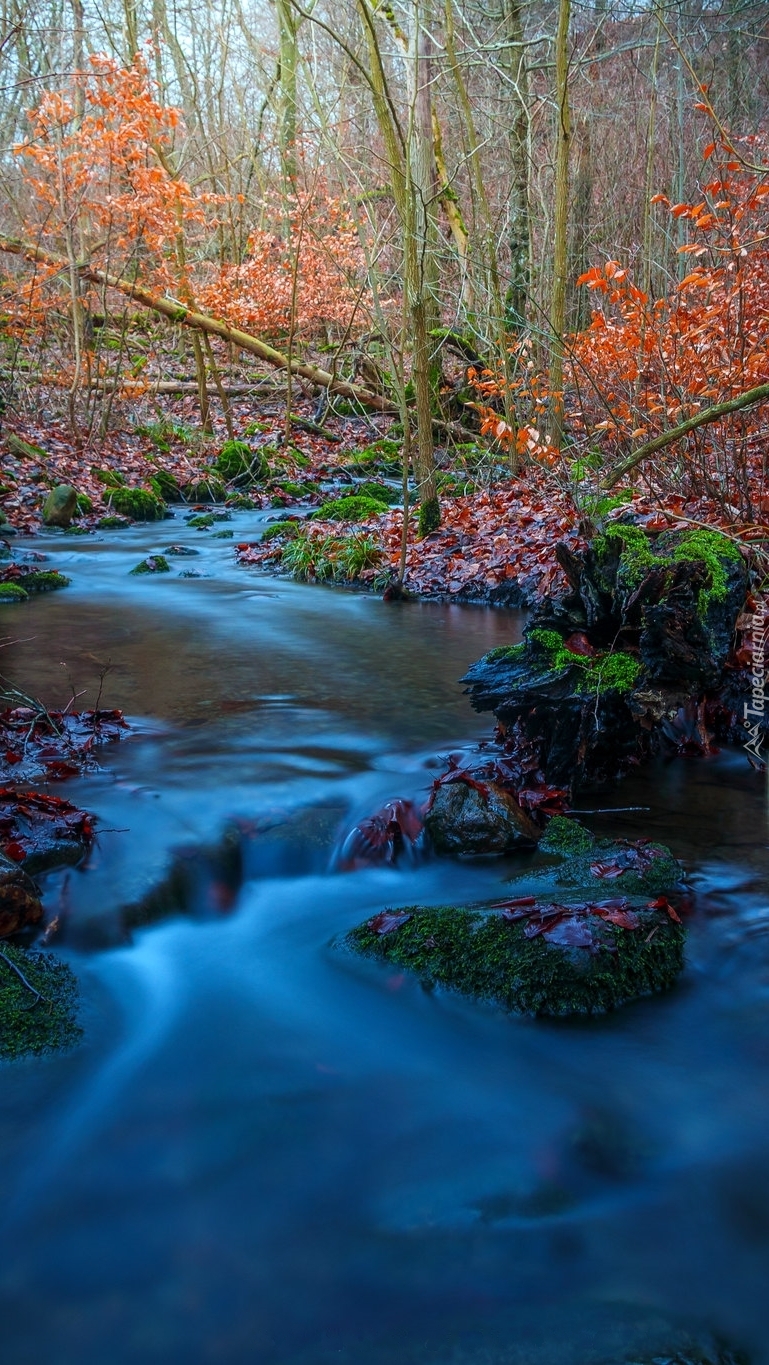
[0,235,398,415]
[603,380,769,488]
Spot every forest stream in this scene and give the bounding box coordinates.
[1,513,768,1365]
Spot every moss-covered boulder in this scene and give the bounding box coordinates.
[0,582,28,603]
[42,484,78,527]
[130,554,170,575]
[424,778,540,855]
[346,819,685,1016]
[108,487,166,521]
[0,944,81,1060]
[182,474,227,503]
[0,567,70,597]
[214,439,269,484]
[97,515,130,529]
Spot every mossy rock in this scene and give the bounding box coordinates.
[214,439,269,484]
[186,513,217,529]
[93,468,127,489]
[226,494,256,510]
[311,495,387,522]
[0,582,28,603]
[165,544,199,557]
[12,570,70,594]
[182,474,226,503]
[148,470,182,503]
[108,487,166,521]
[0,944,82,1060]
[353,480,398,505]
[97,515,130,529]
[75,492,93,515]
[260,521,300,542]
[63,525,92,537]
[211,529,234,539]
[42,484,78,528]
[346,816,685,1017]
[130,555,170,575]
[347,897,684,1017]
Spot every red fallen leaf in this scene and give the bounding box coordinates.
[368,910,412,936]
[564,632,596,657]
[435,771,491,802]
[648,895,682,923]
[4,750,21,765]
[45,760,80,779]
[590,861,626,879]
[543,918,596,948]
[4,840,27,861]
[524,911,564,938]
[593,903,640,929]
[493,895,537,909]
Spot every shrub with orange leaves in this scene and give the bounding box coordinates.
[6,57,368,346]
[569,135,769,518]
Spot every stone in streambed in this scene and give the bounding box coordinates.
[0,853,43,938]
[130,555,170,575]
[424,777,540,855]
[345,817,686,1016]
[0,944,81,1060]
[42,484,78,527]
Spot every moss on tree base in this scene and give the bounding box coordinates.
[0,943,81,1060]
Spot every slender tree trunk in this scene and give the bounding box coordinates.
[276,0,299,186]
[502,0,531,330]
[549,0,571,451]
[407,17,440,534]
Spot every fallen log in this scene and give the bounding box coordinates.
[0,235,398,415]
[603,380,769,488]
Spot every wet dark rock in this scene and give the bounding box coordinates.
[424,778,540,855]
[42,484,78,527]
[0,852,43,937]
[165,544,199,556]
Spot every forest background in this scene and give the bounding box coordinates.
[0,0,767,597]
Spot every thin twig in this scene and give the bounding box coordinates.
[0,948,51,1009]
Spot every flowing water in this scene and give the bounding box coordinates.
[0,517,768,1365]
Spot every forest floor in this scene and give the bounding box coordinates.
[0,377,765,605]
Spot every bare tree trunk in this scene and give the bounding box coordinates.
[549,0,571,451]
[408,17,440,534]
[501,0,531,330]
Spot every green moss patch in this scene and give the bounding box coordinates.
[260,520,300,542]
[311,495,387,522]
[148,470,181,503]
[97,515,130,529]
[0,944,81,1060]
[528,628,641,694]
[3,570,70,594]
[130,555,170,575]
[214,439,269,484]
[108,488,165,522]
[598,523,742,613]
[93,468,127,489]
[0,582,28,602]
[347,896,684,1017]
